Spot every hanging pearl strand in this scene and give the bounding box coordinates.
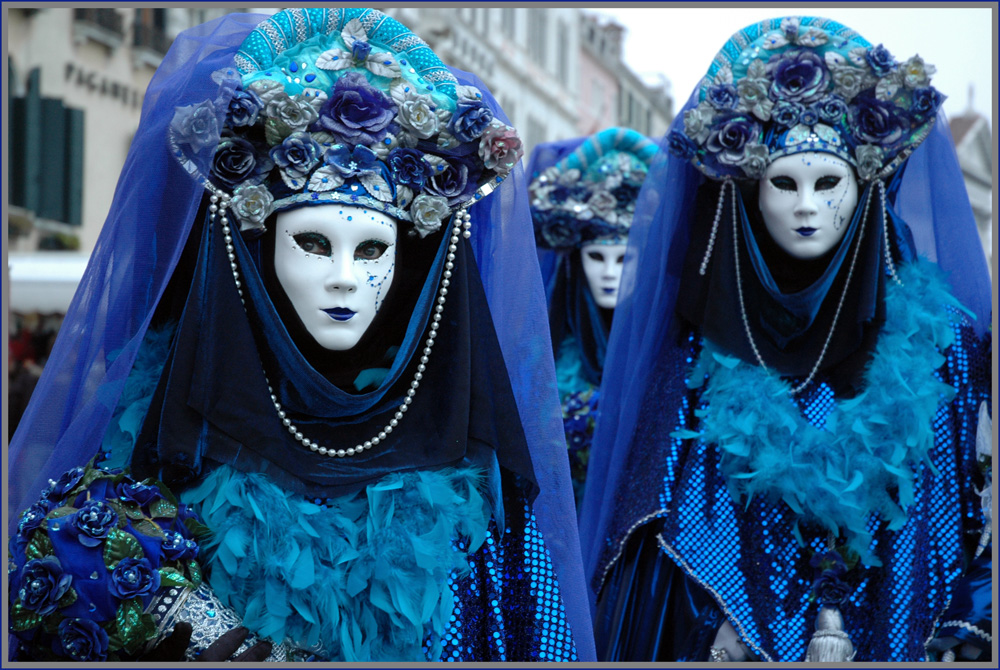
[209,191,472,458]
[700,179,732,275]
[734,179,875,395]
[877,179,903,286]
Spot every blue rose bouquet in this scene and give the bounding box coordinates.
[8,462,204,661]
[562,388,600,506]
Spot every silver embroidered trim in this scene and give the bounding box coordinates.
[657,533,775,662]
[594,509,668,594]
[325,8,342,35]
[358,9,380,33]
[147,582,290,661]
[390,35,425,52]
[290,8,307,43]
[259,22,286,55]
[234,53,258,74]
[938,620,992,643]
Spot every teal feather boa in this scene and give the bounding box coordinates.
[688,259,964,566]
[181,464,490,661]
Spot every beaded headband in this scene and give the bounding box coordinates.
[530,127,656,251]
[668,16,943,182]
[169,8,522,238]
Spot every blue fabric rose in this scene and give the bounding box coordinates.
[270,132,322,179]
[541,213,582,249]
[768,49,830,104]
[71,500,118,548]
[706,83,739,111]
[351,39,372,62]
[57,618,110,662]
[666,130,697,159]
[210,137,270,189]
[316,72,397,146]
[772,101,804,127]
[46,466,86,501]
[170,100,220,153]
[611,182,641,209]
[814,96,849,125]
[18,557,73,616]
[851,96,906,147]
[17,503,50,537]
[425,157,478,207]
[705,113,761,166]
[865,44,896,77]
[326,144,379,177]
[449,100,494,143]
[227,88,263,127]
[813,569,852,605]
[910,87,944,122]
[798,106,820,127]
[387,148,430,189]
[109,557,160,600]
[161,530,200,562]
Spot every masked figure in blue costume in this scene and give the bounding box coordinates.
[8,8,595,662]
[527,129,656,508]
[579,17,993,662]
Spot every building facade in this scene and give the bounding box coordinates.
[7,7,241,254]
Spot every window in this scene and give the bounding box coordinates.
[528,9,548,67]
[501,8,515,39]
[556,21,569,84]
[9,68,84,227]
[134,8,170,55]
[525,116,546,154]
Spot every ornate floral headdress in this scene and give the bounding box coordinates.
[169,8,523,239]
[667,16,943,182]
[530,127,656,251]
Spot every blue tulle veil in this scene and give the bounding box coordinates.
[7,12,594,659]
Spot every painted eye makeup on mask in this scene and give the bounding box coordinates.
[355,239,390,261]
[292,232,332,256]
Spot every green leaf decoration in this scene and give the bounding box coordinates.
[57,586,79,609]
[10,601,43,632]
[184,516,212,541]
[186,559,203,587]
[105,625,125,653]
[47,505,77,519]
[265,117,293,145]
[42,613,62,634]
[149,497,178,520]
[78,463,110,492]
[105,498,126,520]
[132,519,166,539]
[158,566,193,590]
[25,532,56,561]
[147,479,179,506]
[117,597,144,654]
[103,528,143,569]
[122,502,145,520]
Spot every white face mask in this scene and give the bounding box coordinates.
[580,242,627,309]
[758,152,859,260]
[274,205,397,351]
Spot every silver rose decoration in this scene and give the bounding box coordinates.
[854,144,885,181]
[683,101,716,144]
[900,55,936,89]
[265,93,320,134]
[739,143,769,179]
[231,184,274,235]
[409,194,450,238]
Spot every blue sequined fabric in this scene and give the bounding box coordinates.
[595,313,990,661]
[436,478,579,661]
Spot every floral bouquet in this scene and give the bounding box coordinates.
[8,462,204,661]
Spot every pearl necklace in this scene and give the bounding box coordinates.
[208,191,471,458]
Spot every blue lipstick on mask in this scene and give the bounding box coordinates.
[795,227,818,237]
[323,308,356,321]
